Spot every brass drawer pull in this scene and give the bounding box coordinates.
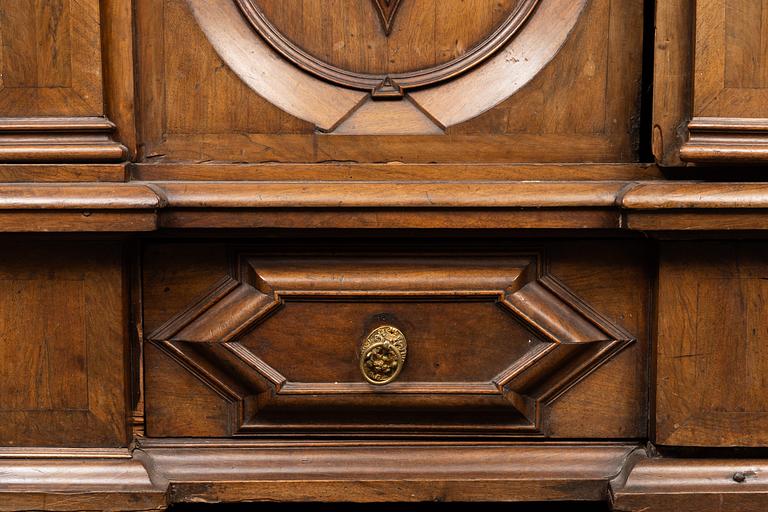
[360,326,407,385]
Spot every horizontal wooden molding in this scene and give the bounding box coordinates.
[3,445,768,509]
[130,163,663,182]
[0,117,128,163]
[137,443,638,504]
[0,183,160,232]
[611,457,768,511]
[681,117,768,164]
[6,180,768,231]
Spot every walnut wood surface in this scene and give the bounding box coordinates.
[652,0,694,166]
[137,0,639,162]
[5,180,768,232]
[142,241,646,439]
[4,0,768,509]
[612,457,768,511]
[675,0,768,164]
[656,242,768,447]
[0,243,128,446]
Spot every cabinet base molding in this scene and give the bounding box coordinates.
[0,451,165,512]
[611,457,768,512]
[2,445,768,510]
[135,442,639,505]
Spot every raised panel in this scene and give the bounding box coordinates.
[0,243,128,447]
[143,242,645,439]
[0,0,101,116]
[657,242,768,446]
[0,0,127,162]
[676,0,768,163]
[136,0,644,165]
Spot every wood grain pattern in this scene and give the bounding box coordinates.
[656,242,768,446]
[0,117,127,163]
[239,0,535,95]
[0,455,164,512]
[136,0,641,163]
[0,243,128,447]
[678,0,768,163]
[143,243,639,438]
[131,163,663,181]
[652,0,694,166]
[139,442,638,504]
[0,164,126,182]
[612,457,768,511]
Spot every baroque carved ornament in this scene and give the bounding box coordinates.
[234,0,541,98]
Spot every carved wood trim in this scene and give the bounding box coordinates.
[235,0,540,97]
[0,117,127,162]
[681,117,768,164]
[147,253,634,436]
[370,0,404,35]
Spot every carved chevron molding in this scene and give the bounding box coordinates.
[148,254,634,437]
[371,0,404,35]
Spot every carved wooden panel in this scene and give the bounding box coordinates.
[135,0,644,164]
[143,243,642,438]
[237,0,538,95]
[657,242,768,446]
[677,0,768,163]
[0,0,126,161]
[0,242,128,446]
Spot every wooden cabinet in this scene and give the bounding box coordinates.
[3,1,768,511]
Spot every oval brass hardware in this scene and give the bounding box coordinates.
[360,325,407,385]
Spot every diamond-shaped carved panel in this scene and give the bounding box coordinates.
[147,254,634,437]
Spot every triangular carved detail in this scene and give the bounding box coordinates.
[371,0,404,35]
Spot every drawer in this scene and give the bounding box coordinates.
[143,241,647,438]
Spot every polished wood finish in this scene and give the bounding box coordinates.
[0,243,128,446]
[659,0,768,164]
[652,0,694,166]
[656,242,768,447]
[612,457,768,511]
[0,1,126,162]
[3,0,768,510]
[136,0,641,162]
[139,442,639,504]
[142,241,647,439]
[0,183,159,231]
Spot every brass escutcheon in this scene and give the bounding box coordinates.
[359,325,407,385]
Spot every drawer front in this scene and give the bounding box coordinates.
[143,241,648,438]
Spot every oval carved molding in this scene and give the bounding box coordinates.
[188,0,587,133]
[234,0,541,98]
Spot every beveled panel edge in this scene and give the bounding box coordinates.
[189,0,586,130]
[235,0,540,94]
